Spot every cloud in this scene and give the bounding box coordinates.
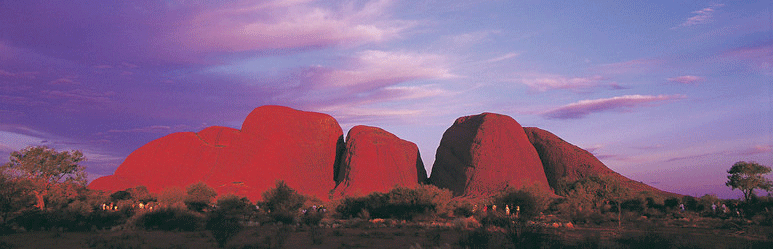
[739,145,773,156]
[722,42,773,73]
[543,94,686,119]
[485,52,520,64]
[0,1,412,64]
[667,75,703,84]
[178,0,410,53]
[520,75,607,92]
[0,69,37,79]
[42,89,115,108]
[49,78,80,85]
[674,3,724,28]
[321,50,456,89]
[592,59,660,75]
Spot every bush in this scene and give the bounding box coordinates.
[133,207,203,231]
[260,181,307,224]
[206,210,242,248]
[261,181,306,213]
[158,186,186,207]
[185,182,217,212]
[335,184,453,220]
[492,184,553,219]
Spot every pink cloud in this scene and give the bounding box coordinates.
[722,42,773,72]
[49,78,80,85]
[42,89,115,107]
[176,0,410,52]
[674,3,724,28]
[592,59,660,75]
[739,145,773,156]
[520,74,607,92]
[543,94,686,119]
[0,69,37,79]
[667,75,703,84]
[320,50,455,89]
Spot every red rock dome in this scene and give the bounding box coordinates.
[524,127,672,195]
[429,113,550,197]
[332,125,427,197]
[88,106,344,202]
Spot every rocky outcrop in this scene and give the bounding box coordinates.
[429,113,551,197]
[524,127,671,195]
[332,125,427,197]
[89,106,344,202]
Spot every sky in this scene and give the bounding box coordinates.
[0,0,771,199]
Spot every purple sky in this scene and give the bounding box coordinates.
[1,0,771,199]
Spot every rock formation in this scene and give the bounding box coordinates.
[524,127,671,195]
[89,106,344,201]
[429,113,551,197]
[332,125,427,197]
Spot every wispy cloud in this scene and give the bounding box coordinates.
[49,78,80,85]
[739,145,773,156]
[674,3,724,29]
[520,74,608,92]
[0,69,37,79]
[543,94,686,119]
[667,75,703,84]
[485,52,520,64]
[592,59,660,75]
[178,0,411,53]
[721,42,773,73]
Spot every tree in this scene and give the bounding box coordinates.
[185,182,218,212]
[558,175,630,227]
[1,146,87,209]
[726,161,773,202]
[261,180,306,213]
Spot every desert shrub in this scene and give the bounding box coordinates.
[259,181,307,224]
[450,198,477,217]
[109,190,132,202]
[185,182,217,212]
[336,184,453,220]
[682,196,698,212]
[664,197,680,210]
[127,186,155,203]
[206,210,242,248]
[133,207,203,231]
[9,209,49,231]
[262,181,305,211]
[621,198,645,213]
[86,209,127,230]
[158,186,186,207]
[492,184,553,220]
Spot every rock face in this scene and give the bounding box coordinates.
[429,113,551,197]
[332,125,427,197]
[524,127,669,195]
[89,106,344,201]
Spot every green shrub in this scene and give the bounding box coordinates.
[133,207,203,231]
[206,210,242,248]
[492,184,553,219]
[185,182,217,212]
[335,184,453,220]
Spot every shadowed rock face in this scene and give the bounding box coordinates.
[332,125,427,197]
[429,113,550,197]
[89,106,344,202]
[524,127,671,195]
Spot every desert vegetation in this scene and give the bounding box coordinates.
[2,146,773,248]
